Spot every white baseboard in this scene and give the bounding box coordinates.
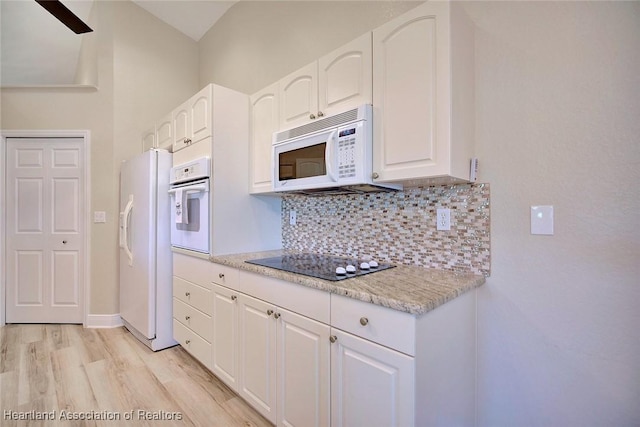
[85,313,123,329]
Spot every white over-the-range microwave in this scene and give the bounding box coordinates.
[272,104,401,195]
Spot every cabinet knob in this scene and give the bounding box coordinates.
[309,113,316,120]
[219,273,225,279]
[273,312,281,319]
[185,292,190,297]
[266,309,274,316]
[372,172,379,179]
[183,137,191,144]
[360,317,369,326]
[185,315,190,321]
[231,295,237,301]
[329,335,337,343]
[185,339,191,345]
[62,240,68,244]
[317,111,324,117]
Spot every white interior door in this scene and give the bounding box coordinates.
[5,138,84,323]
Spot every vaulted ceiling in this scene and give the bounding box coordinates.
[0,0,235,86]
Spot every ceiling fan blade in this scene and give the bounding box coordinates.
[35,0,93,34]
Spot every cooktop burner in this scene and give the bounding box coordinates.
[245,253,395,281]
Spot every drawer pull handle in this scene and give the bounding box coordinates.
[329,335,337,343]
[185,316,190,321]
[274,312,281,319]
[219,273,225,279]
[185,339,191,345]
[360,317,369,326]
[266,309,274,316]
[231,295,237,301]
[185,292,191,297]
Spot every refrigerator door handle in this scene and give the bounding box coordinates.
[122,195,134,266]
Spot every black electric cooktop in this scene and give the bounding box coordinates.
[245,253,395,281]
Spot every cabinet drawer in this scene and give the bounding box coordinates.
[173,276,212,315]
[240,270,330,324]
[173,253,211,289]
[173,298,212,342]
[173,319,212,369]
[331,294,415,356]
[211,263,239,290]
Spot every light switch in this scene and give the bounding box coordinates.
[94,211,106,223]
[531,205,553,235]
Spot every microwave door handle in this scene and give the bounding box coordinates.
[325,129,338,182]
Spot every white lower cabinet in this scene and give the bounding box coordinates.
[235,292,331,427]
[330,328,414,427]
[200,263,476,427]
[210,278,330,427]
[278,307,330,427]
[238,294,277,422]
[211,283,239,390]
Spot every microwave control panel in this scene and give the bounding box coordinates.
[337,127,358,179]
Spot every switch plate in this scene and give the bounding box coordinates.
[94,211,106,223]
[436,208,451,231]
[289,210,297,226]
[531,205,554,235]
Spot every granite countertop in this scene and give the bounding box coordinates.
[210,250,485,316]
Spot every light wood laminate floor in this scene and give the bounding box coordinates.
[0,324,273,427]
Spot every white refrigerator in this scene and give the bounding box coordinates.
[119,149,176,351]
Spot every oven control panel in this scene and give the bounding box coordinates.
[170,157,210,184]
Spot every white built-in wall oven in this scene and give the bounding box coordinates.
[168,157,210,253]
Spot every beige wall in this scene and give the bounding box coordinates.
[465,2,640,424]
[1,1,199,316]
[199,1,420,94]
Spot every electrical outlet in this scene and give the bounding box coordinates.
[94,211,106,223]
[289,210,297,226]
[436,208,451,231]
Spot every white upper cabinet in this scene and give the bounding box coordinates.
[278,62,318,130]
[250,83,279,194]
[141,126,156,152]
[278,33,372,130]
[372,1,475,184]
[173,85,213,153]
[156,113,172,151]
[318,32,372,118]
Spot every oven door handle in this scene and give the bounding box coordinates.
[168,184,208,195]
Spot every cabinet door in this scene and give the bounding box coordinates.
[331,329,415,427]
[211,284,239,391]
[172,100,190,152]
[279,62,318,129]
[156,113,173,151]
[141,126,156,152]
[318,32,372,118]
[238,294,277,424]
[277,308,330,427]
[372,1,451,182]
[190,84,213,145]
[250,84,279,194]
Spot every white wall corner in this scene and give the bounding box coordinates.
[85,313,123,329]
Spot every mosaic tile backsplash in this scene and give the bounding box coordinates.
[282,183,491,276]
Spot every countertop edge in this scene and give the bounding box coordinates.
[210,252,485,316]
